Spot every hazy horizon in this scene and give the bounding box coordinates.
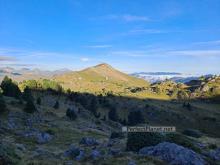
[0,62,216,77]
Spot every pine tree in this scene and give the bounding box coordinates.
[90,97,98,116]
[0,95,6,114]
[128,111,144,126]
[108,106,118,122]
[37,97,41,105]
[23,87,34,101]
[66,108,77,120]
[24,100,37,113]
[53,100,59,109]
[0,76,21,98]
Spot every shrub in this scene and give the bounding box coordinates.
[166,133,201,153]
[126,132,201,153]
[182,129,203,138]
[24,100,37,113]
[23,87,34,101]
[20,80,38,90]
[110,132,125,139]
[94,112,101,118]
[101,115,106,121]
[108,106,118,122]
[0,96,6,114]
[119,118,127,125]
[41,79,63,92]
[0,76,21,98]
[126,132,165,152]
[208,144,217,150]
[128,111,145,126]
[66,108,77,120]
[202,116,216,122]
[182,102,191,110]
[36,97,41,105]
[53,101,59,109]
[90,97,98,116]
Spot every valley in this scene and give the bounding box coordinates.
[0,64,220,165]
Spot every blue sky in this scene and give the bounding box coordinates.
[0,0,220,74]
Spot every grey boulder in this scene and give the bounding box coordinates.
[208,148,220,161]
[79,137,99,146]
[37,132,52,144]
[64,144,85,161]
[139,142,206,165]
[90,149,101,159]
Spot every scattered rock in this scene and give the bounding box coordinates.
[90,149,101,160]
[139,142,206,165]
[64,144,81,158]
[109,148,121,156]
[37,132,53,144]
[208,148,220,161]
[80,137,99,146]
[22,130,52,144]
[75,150,85,161]
[64,144,85,161]
[64,161,74,165]
[106,139,117,147]
[128,160,136,165]
[15,143,26,152]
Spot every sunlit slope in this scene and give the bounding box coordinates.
[53,63,149,93]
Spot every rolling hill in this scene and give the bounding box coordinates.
[53,63,149,93]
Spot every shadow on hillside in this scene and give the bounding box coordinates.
[30,88,220,138]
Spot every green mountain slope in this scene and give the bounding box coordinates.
[53,63,149,93]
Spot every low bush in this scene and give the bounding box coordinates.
[66,108,77,120]
[36,97,41,105]
[166,133,201,153]
[0,96,6,114]
[110,132,125,139]
[182,129,203,138]
[208,144,217,150]
[126,132,201,153]
[128,110,145,126]
[24,100,37,113]
[126,132,165,152]
[53,101,59,109]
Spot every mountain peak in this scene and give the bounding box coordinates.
[94,63,112,69]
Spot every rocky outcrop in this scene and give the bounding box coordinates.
[139,142,206,165]
[36,132,53,144]
[90,149,101,160]
[208,148,220,161]
[22,130,53,144]
[64,144,85,161]
[79,137,99,146]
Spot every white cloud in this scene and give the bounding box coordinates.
[80,57,89,62]
[110,51,146,57]
[110,49,220,58]
[94,14,150,22]
[85,45,112,48]
[129,29,167,34]
[168,50,220,56]
[193,40,220,46]
[120,14,150,22]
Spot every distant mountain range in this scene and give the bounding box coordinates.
[0,65,216,85]
[0,67,71,82]
[130,72,207,83]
